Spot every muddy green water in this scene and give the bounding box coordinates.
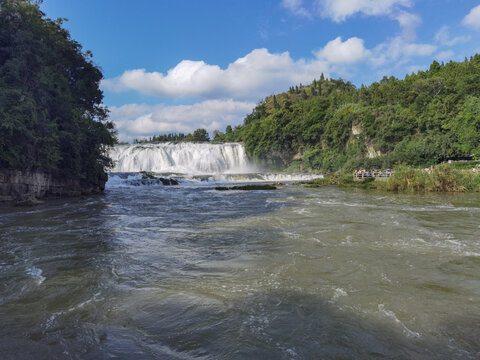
[1,183,479,359]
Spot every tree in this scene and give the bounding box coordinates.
[0,0,116,180]
[191,128,210,142]
[273,95,280,109]
[216,55,480,172]
[449,96,480,155]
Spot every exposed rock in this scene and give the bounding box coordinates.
[352,123,362,135]
[292,152,303,161]
[215,184,277,191]
[126,177,179,186]
[366,145,382,158]
[0,169,106,203]
[160,177,179,185]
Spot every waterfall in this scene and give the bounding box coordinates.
[109,142,255,174]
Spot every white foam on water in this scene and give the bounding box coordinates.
[26,266,45,285]
[202,173,323,182]
[377,304,421,338]
[106,172,322,188]
[380,273,392,284]
[463,251,480,257]
[332,287,348,300]
[43,291,102,330]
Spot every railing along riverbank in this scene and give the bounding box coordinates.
[354,169,394,181]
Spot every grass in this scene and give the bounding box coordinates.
[296,164,480,193]
[376,165,480,192]
[140,171,156,179]
[296,173,377,189]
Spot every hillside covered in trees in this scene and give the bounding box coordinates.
[0,0,116,188]
[214,56,480,173]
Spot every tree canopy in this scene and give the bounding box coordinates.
[133,128,211,144]
[215,56,480,172]
[0,0,116,179]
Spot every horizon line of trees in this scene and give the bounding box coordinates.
[131,128,210,144]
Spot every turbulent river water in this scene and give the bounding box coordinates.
[1,144,480,359]
[1,180,480,359]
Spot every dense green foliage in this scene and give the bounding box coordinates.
[297,163,480,192]
[215,57,480,173]
[0,0,116,179]
[376,165,480,192]
[134,128,210,144]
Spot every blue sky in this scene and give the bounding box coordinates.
[40,1,480,142]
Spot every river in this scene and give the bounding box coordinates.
[1,177,480,359]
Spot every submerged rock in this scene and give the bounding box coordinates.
[127,177,179,186]
[159,177,179,185]
[215,184,277,191]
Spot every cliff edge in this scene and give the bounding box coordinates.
[0,1,116,205]
[0,170,107,203]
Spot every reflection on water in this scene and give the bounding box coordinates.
[1,183,480,359]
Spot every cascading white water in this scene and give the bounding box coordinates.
[109,142,255,174]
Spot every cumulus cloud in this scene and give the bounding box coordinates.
[104,32,439,109]
[434,26,470,46]
[434,50,455,62]
[393,10,421,40]
[371,36,437,66]
[103,48,332,101]
[281,0,312,19]
[305,0,422,43]
[316,37,370,63]
[462,5,480,30]
[314,0,412,22]
[110,99,255,142]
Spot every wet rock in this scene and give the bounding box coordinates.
[215,184,277,191]
[0,169,106,203]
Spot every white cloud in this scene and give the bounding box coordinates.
[104,32,439,112]
[103,48,331,101]
[316,37,370,63]
[110,99,255,141]
[281,0,312,19]
[311,1,422,44]
[395,10,421,29]
[314,0,412,22]
[435,50,455,62]
[371,36,437,66]
[462,5,480,30]
[434,26,470,46]
[393,10,421,40]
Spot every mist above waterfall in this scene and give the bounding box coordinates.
[109,142,255,174]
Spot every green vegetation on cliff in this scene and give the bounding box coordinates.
[0,0,116,181]
[215,57,480,173]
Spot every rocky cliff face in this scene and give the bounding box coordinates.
[0,170,106,203]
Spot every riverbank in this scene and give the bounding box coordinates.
[0,169,107,205]
[297,164,480,192]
